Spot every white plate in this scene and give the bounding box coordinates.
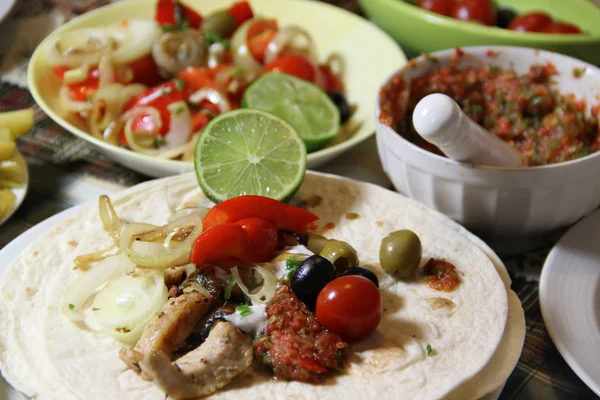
[0,0,15,24]
[28,0,407,178]
[0,204,85,399]
[0,151,29,226]
[540,208,600,396]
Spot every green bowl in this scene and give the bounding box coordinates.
[358,0,600,65]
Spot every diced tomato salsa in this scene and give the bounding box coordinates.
[379,57,600,166]
[254,283,346,382]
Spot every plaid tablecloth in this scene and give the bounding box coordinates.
[0,0,599,399]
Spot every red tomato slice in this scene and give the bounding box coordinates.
[156,0,203,29]
[181,2,203,29]
[235,217,277,262]
[228,1,254,27]
[177,66,217,90]
[319,65,344,93]
[190,223,249,266]
[53,66,100,102]
[263,54,317,83]
[191,111,210,132]
[126,80,189,135]
[127,54,162,87]
[247,19,278,63]
[315,275,382,342]
[202,196,319,232]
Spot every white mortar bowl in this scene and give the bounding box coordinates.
[376,46,600,237]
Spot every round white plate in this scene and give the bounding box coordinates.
[28,0,407,178]
[0,204,85,399]
[0,0,15,24]
[540,208,600,396]
[0,151,29,226]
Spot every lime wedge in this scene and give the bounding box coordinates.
[242,72,340,152]
[194,109,307,203]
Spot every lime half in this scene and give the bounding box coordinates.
[242,72,340,152]
[194,109,307,203]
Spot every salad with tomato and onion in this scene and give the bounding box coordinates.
[48,0,349,161]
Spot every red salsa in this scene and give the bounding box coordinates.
[424,258,460,292]
[379,58,600,166]
[254,283,346,382]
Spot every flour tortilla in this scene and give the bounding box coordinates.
[0,172,516,399]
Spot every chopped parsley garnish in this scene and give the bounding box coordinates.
[224,276,235,300]
[154,136,166,148]
[161,19,189,32]
[548,140,558,149]
[573,67,586,78]
[484,117,496,127]
[173,78,186,91]
[175,107,185,115]
[488,65,501,73]
[205,31,230,49]
[281,258,302,280]
[247,269,261,291]
[236,304,252,317]
[470,104,484,115]
[426,344,433,356]
[68,304,75,310]
[159,87,173,96]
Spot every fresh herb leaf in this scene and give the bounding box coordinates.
[205,31,230,49]
[173,78,186,91]
[154,136,166,148]
[68,304,75,310]
[548,140,558,150]
[175,107,185,115]
[224,276,235,300]
[488,65,501,73]
[426,344,432,356]
[161,19,189,32]
[281,258,302,280]
[470,104,484,115]
[236,304,252,317]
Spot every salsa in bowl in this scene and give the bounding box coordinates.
[375,46,600,237]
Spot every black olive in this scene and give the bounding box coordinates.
[290,255,336,310]
[340,266,379,287]
[497,8,517,29]
[328,92,351,124]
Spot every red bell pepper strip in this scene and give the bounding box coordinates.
[202,195,319,232]
[235,217,278,262]
[190,223,249,265]
[228,1,254,27]
[156,0,203,29]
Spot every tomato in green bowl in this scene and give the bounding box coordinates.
[358,0,600,65]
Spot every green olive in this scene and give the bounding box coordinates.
[379,230,422,277]
[305,233,331,254]
[201,10,237,38]
[319,240,359,274]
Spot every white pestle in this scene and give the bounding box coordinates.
[412,93,524,168]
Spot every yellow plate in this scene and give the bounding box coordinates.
[28,0,406,178]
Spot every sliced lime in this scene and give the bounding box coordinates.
[242,72,340,152]
[194,109,307,203]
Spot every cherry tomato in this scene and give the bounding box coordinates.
[508,12,553,32]
[202,195,319,232]
[417,0,454,16]
[450,0,496,25]
[247,19,278,63]
[190,223,249,266]
[541,22,582,34]
[235,217,277,262]
[315,276,382,342]
[263,54,317,83]
[228,1,254,27]
[126,80,188,135]
[319,65,345,93]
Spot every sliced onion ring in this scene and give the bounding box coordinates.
[99,195,121,244]
[189,88,231,115]
[264,25,319,65]
[231,266,278,305]
[231,18,263,81]
[59,86,92,113]
[46,28,112,68]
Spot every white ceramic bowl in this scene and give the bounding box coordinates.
[376,46,600,237]
[28,0,406,178]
